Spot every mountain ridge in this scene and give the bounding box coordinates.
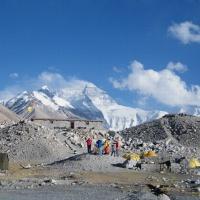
[5,81,168,130]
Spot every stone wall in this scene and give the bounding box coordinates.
[31,119,104,130]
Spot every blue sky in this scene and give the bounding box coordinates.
[0,0,200,111]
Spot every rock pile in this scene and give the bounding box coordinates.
[0,120,108,163]
[0,121,71,163]
[121,114,200,148]
[54,128,107,153]
[120,114,200,174]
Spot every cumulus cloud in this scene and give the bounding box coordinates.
[0,71,94,102]
[110,60,200,107]
[37,72,67,89]
[37,72,92,93]
[9,73,19,79]
[168,21,200,44]
[166,62,188,73]
[0,72,65,102]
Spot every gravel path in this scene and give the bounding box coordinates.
[0,185,128,200]
[49,153,126,172]
[0,185,199,200]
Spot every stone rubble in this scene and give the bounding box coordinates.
[0,120,108,163]
[120,114,200,174]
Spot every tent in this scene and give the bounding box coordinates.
[123,153,140,161]
[143,151,157,158]
[189,158,200,169]
[27,106,33,113]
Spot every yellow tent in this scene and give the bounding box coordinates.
[123,153,140,161]
[143,151,157,158]
[189,158,200,169]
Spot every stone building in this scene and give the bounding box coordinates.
[30,118,104,130]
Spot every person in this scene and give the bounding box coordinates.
[115,138,120,157]
[86,137,92,154]
[104,139,110,155]
[111,141,116,157]
[96,139,103,156]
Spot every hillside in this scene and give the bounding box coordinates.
[0,103,20,123]
[121,113,200,148]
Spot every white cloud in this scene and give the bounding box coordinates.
[0,71,93,102]
[9,73,19,79]
[37,72,92,93]
[166,62,188,73]
[113,66,122,73]
[0,72,66,102]
[110,60,200,107]
[168,21,200,44]
[0,86,22,102]
[38,72,67,89]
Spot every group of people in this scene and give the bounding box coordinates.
[86,137,120,156]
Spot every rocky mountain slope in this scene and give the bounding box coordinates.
[121,113,200,148]
[5,81,167,130]
[0,103,20,123]
[5,88,77,120]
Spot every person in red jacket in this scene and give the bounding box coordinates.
[86,137,92,154]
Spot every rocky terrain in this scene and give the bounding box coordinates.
[0,121,70,163]
[0,120,108,163]
[0,113,200,167]
[121,113,200,148]
[120,114,200,172]
[0,111,200,199]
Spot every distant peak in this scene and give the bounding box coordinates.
[41,85,49,90]
[83,85,89,94]
[38,85,54,98]
[22,91,28,95]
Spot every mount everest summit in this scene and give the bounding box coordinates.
[5,80,167,130]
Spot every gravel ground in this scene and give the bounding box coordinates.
[49,153,126,172]
[0,185,128,200]
[0,185,199,200]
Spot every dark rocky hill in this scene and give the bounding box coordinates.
[121,113,200,148]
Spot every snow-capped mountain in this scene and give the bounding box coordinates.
[6,88,75,119]
[5,81,167,130]
[83,84,167,130]
[6,85,105,122]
